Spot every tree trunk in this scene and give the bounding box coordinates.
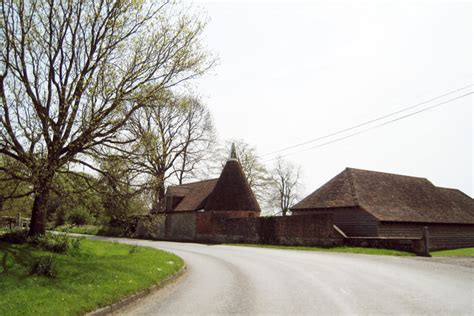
[151,180,166,213]
[158,184,165,204]
[29,180,52,237]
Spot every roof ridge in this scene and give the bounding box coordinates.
[169,178,219,188]
[345,168,359,205]
[346,167,430,181]
[437,186,474,200]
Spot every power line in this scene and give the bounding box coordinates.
[260,84,473,158]
[264,91,473,162]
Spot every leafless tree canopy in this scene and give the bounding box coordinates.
[127,90,215,212]
[0,0,213,235]
[269,158,301,216]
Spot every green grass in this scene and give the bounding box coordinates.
[53,225,129,237]
[226,243,415,256]
[431,248,474,257]
[0,239,183,316]
[54,224,101,235]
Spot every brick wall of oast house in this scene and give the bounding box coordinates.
[167,212,197,241]
[135,214,166,239]
[377,222,474,251]
[195,211,259,242]
[292,207,379,237]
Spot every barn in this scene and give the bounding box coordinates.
[290,168,474,250]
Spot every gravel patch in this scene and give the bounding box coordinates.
[410,256,474,269]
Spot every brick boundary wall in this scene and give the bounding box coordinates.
[196,213,344,247]
[135,213,435,255]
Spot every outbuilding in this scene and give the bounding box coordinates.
[291,168,474,250]
[161,143,261,240]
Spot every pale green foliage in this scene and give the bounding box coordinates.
[98,156,147,225]
[50,172,104,223]
[0,0,214,234]
[0,155,33,216]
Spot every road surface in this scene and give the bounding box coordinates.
[89,236,473,315]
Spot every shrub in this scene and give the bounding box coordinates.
[97,226,125,237]
[67,207,93,226]
[54,224,101,235]
[30,233,82,254]
[0,229,82,255]
[30,255,57,278]
[70,238,81,253]
[105,216,142,237]
[54,208,67,227]
[0,229,28,244]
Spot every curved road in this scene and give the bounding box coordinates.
[90,237,473,315]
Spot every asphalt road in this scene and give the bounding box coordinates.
[90,237,473,315]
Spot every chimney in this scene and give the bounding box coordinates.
[229,142,238,161]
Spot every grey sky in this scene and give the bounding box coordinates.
[191,1,473,196]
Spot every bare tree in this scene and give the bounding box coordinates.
[0,0,213,235]
[172,97,216,185]
[127,90,215,212]
[269,158,301,216]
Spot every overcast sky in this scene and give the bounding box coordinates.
[190,0,473,197]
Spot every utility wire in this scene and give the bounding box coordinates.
[264,91,473,162]
[260,84,473,158]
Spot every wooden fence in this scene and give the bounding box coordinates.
[0,214,30,230]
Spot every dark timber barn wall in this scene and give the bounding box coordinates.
[292,207,379,237]
[378,223,474,250]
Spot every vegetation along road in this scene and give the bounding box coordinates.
[86,236,473,315]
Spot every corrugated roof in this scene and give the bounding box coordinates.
[291,168,474,224]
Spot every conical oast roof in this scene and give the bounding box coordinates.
[204,159,261,212]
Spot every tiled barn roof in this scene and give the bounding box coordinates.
[291,168,474,224]
[169,179,218,212]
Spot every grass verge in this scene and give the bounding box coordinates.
[0,239,183,315]
[226,243,415,256]
[431,248,474,257]
[53,225,131,238]
[54,224,101,235]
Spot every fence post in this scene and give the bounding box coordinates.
[17,212,22,229]
[421,226,431,257]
